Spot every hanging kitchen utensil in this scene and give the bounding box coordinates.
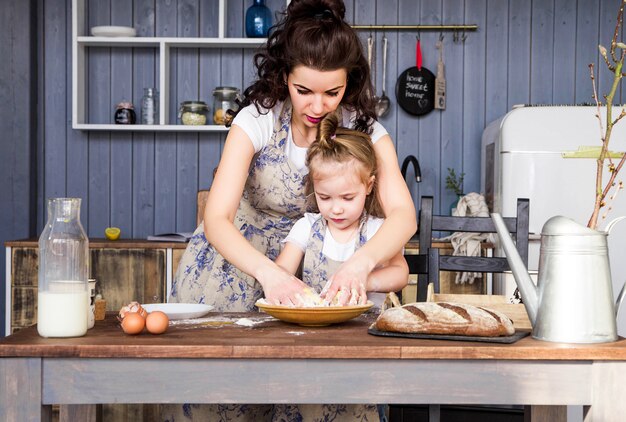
[395,35,435,116]
[434,34,446,110]
[367,34,379,104]
[375,34,391,117]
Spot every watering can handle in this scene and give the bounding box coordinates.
[605,216,626,234]
[617,280,626,319]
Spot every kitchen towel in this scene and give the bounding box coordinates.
[445,192,495,284]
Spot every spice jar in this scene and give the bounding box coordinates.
[179,101,209,125]
[87,278,96,329]
[114,101,136,124]
[212,87,240,125]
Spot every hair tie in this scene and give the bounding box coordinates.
[314,9,333,20]
[330,134,336,140]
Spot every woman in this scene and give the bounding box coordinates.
[166,1,416,420]
[171,0,415,311]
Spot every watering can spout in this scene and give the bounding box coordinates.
[491,213,539,325]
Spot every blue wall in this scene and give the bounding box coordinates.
[1,0,37,337]
[1,0,625,335]
[38,0,625,238]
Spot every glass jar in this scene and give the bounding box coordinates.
[212,87,240,125]
[88,278,97,329]
[38,198,89,338]
[245,0,272,38]
[141,88,159,124]
[179,101,209,125]
[114,101,136,124]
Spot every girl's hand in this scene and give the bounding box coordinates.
[256,262,310,306]
[321,254,372,306]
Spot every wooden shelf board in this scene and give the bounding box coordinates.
[78,36,266,48]
[73,124,229,132]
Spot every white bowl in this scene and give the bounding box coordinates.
[91,26,137,37]
[142,303,213,320]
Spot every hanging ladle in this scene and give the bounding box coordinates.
[367,34,379,106]
[375,35,391,117]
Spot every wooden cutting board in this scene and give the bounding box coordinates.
[368,327,530,344]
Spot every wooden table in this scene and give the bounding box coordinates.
[1,312,626,422]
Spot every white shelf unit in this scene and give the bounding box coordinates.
[71,0,267,132]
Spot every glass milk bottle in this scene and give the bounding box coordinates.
[37,198,89,337]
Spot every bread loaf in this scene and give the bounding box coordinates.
[373,302,515,337]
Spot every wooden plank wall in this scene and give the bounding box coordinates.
[33,0,625,240]
[0,0,38,337]
[0,0,623,337]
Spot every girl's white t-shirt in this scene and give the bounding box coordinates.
[231,101,389,171]
[284,213,390,307]
[284,213,384,262]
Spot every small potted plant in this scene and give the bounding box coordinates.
[445,167,465,214]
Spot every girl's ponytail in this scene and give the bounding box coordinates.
[316,113,339,148]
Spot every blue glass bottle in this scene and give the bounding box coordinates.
[245,0,272,38]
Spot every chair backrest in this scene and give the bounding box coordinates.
[408,195,530,302]
[196,167,219,226]
[197,190,209,227]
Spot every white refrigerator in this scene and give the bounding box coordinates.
[481,105,626,336]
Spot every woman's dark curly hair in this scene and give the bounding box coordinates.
[226,0,377,134]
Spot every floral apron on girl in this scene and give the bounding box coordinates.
[170,101,307,311]
[302,213,368,290]
[269,214,380,422]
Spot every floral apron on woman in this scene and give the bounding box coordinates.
[170,101,307,311]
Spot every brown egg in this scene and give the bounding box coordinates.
[146,311,169,335]
[121,312,145,335]
[118,301,147,320]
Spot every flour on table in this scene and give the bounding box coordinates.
[235,317,263,327]
[170,314,273,328]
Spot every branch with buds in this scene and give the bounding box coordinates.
[588,0,626,230]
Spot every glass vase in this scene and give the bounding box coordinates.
[245,0,272,38]
[450,194,463,216]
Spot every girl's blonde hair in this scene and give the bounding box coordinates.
[305,113,384,218]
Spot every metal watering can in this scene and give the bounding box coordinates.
[492,213,626,343]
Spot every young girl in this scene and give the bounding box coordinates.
[275,113,409,307]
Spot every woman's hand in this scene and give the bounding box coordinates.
[321,253,373,306]
[255,261,311,306]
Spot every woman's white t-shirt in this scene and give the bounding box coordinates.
[231,101,389,171]
[284,213,384,262]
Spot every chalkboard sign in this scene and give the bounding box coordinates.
[395,66,436,116]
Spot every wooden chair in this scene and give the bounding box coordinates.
[196,167,218,226]
[399,196,558,422]
[411,195,530,302]
[197,190,209,227]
